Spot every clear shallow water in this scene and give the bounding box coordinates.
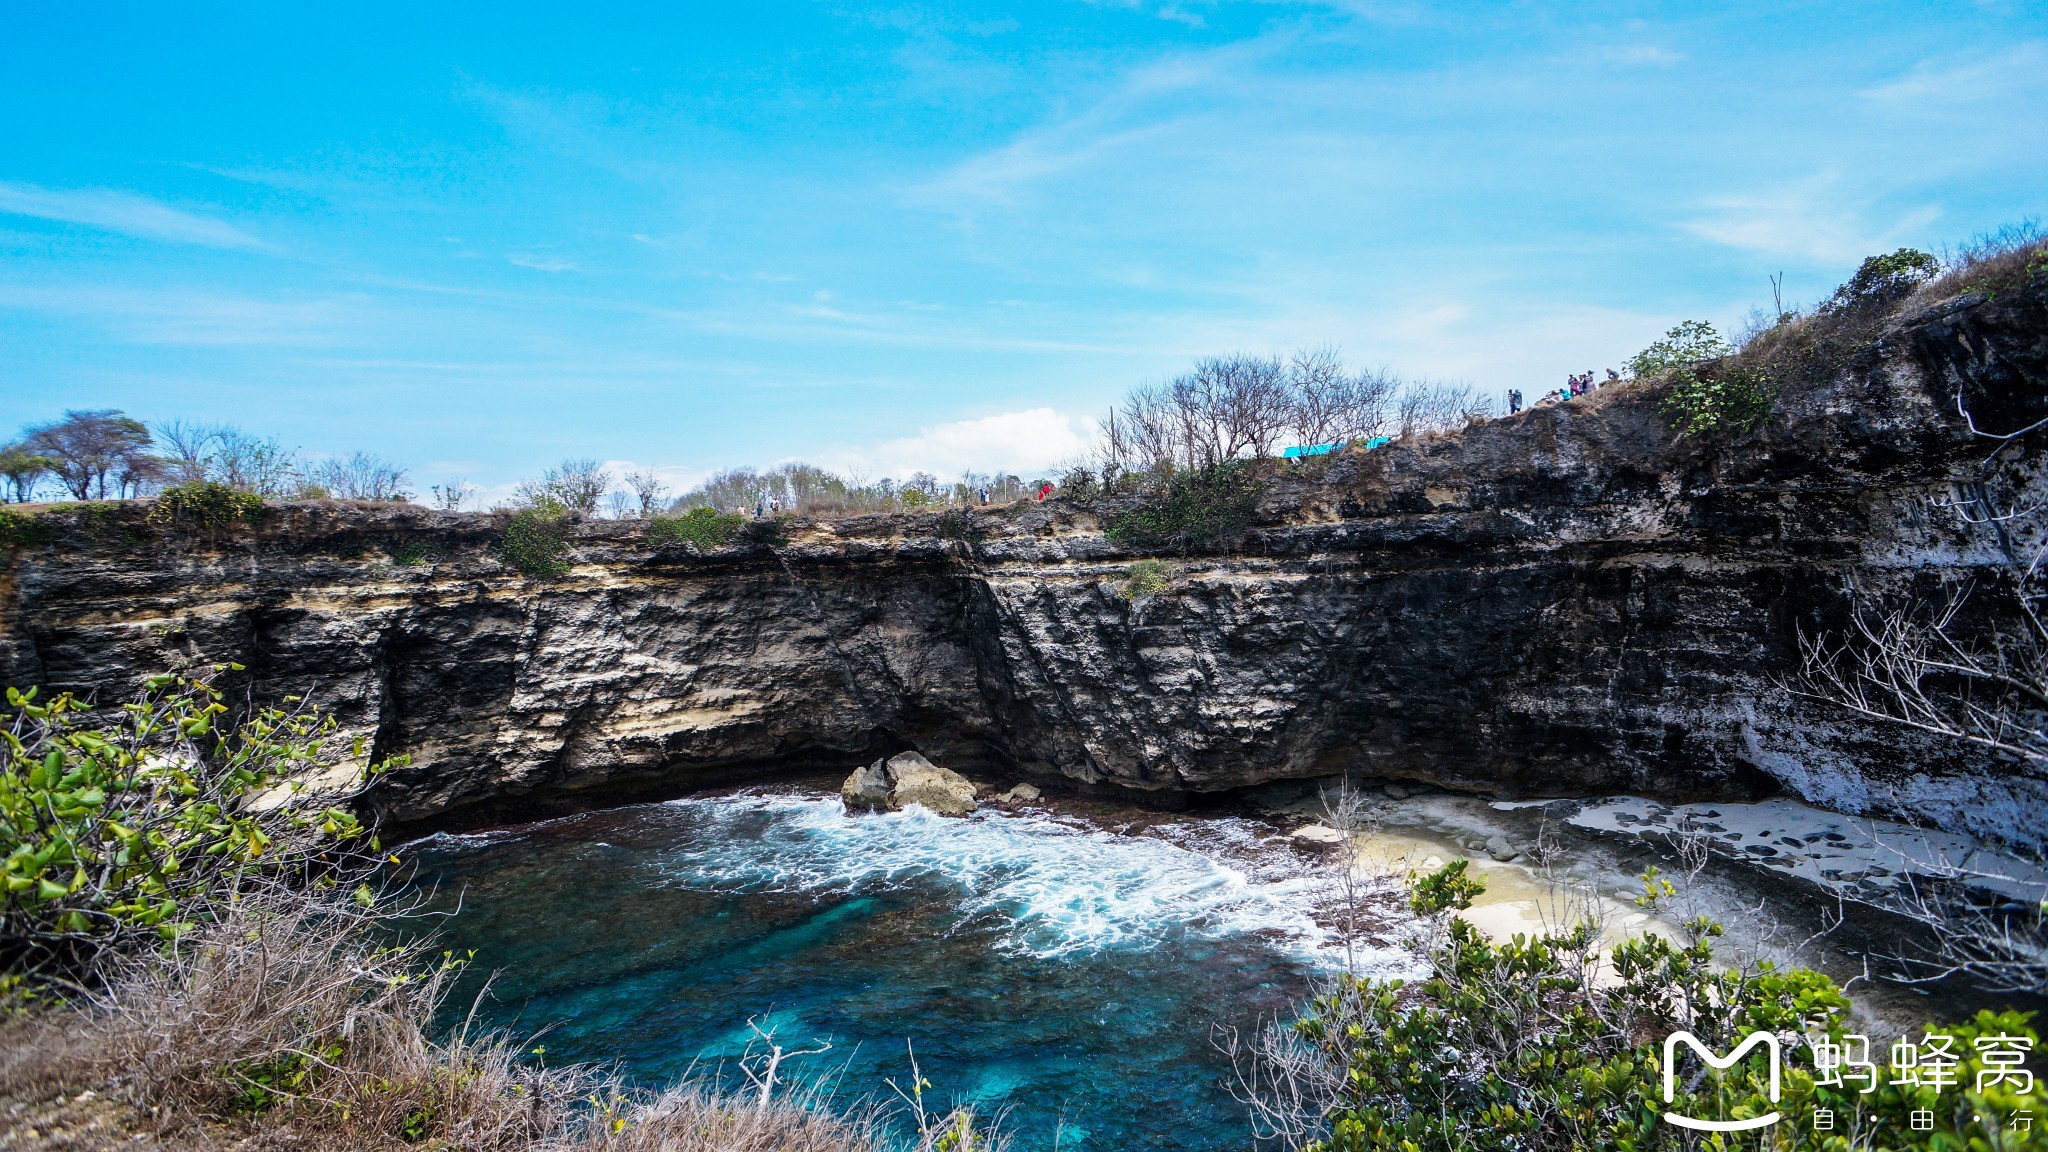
[407,792,1368,1152]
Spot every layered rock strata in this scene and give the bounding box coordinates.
[2,282,2045,846]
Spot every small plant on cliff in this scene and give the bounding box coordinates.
[0,668,402,984]
[496,502,572,577]
[1104,460,1264,552]
[1117,559,1171,601]
[647,506,744,550]
[0,508,51,548]
[149,480,265,531]
[1234,857,2047,1151]
[388,540,441,566]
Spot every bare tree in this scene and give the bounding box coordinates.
[1798,376,2048,993]
[209,428,303,497]
[515,458,611,514]
[24,410,155,499]
[153,420,221,485]
[1289,351,1398,447]
[429,480,477,511]
[625,470,667,518]
[1397,381,1491,438]
[309,452,410,501]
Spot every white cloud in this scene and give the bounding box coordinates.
[820,408,1093,482]
[507,253,575,272]
[1680,176,1942,266]
[0,180,269,250]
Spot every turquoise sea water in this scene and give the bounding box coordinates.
[407,791,1364,1151]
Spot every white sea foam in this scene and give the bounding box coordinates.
[648,793,1407,970]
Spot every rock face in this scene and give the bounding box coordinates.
[3,280,2046,847]
[841,751,978,816]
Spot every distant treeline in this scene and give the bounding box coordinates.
[0,412,410,505]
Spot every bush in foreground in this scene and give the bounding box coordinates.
[1236,858,2043,1151]
[0,673,1006,1152]
[1,669,398,986]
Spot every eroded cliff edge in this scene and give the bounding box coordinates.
[4,282,2046,847]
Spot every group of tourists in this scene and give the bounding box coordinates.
[1507,368,1624,415]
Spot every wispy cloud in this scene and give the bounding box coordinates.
[1861,41,2048,106]
[1681,175,1943,265]
[507,253,576,272]
[0,283,348,345]
[0,181,271,250]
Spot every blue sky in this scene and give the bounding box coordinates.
[3,1,2044,501]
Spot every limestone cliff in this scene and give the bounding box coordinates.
[3,280,2045,846]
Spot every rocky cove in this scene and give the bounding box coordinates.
[4,278,2045,852]
[5,272,2048,1152]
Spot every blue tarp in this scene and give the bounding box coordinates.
[1282,442,1340,459]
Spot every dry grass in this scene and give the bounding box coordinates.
[0,889,1000,1152]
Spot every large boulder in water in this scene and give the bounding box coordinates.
[840,759,894,812]
[840,751,978,817]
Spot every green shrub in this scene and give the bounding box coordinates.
[1059,466,1102,501]
[1276,861,2046,1151]
[1117,559,1171,601]
[1627,322,1780,438]
[0,509,50,548]
[1104,461,1264,551]
[1662,363,1779,439]
[1828,247,1941,312]
[496,504,571,577]
[1627,320,1731,382]
[0,669,402,982]
[647,506,745,550]
[388,540,441,566]
[150,481,264,531]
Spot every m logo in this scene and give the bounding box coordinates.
[1661,1030,1783,1132]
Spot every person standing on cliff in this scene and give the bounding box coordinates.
[1508,389,1522,414]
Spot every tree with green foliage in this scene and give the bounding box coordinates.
[1,669,402,986]
[1235,858,2046,1151]
[1828,248,1942,312]
[0,443,57,503]
[24,410,155,500]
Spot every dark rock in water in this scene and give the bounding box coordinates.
[841,751,977,816]
[1383,782,1412,800]
[4,278,2047,848]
